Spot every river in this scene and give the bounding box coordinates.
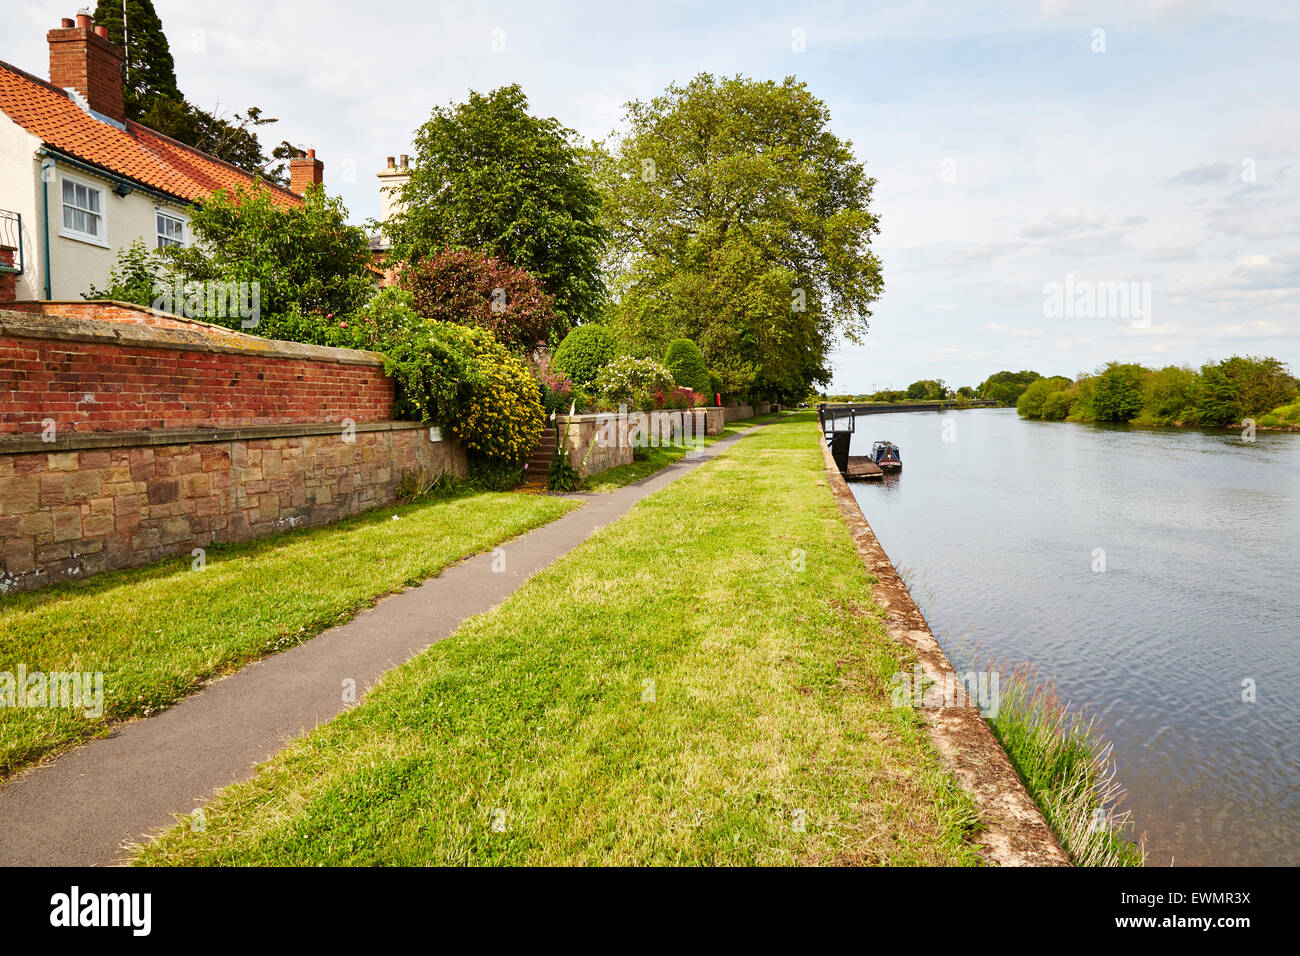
[847,407,1299,866]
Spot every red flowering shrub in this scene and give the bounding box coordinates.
[398,249,562,353]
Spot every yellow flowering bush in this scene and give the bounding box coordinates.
[376,301,543,469]
[451,328,544,465]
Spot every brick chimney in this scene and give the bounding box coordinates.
[289,149,324,196]
[48,12,126,124]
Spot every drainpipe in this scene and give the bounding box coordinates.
[40,156,55,299]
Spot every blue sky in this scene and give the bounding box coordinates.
[7,0,1299,390]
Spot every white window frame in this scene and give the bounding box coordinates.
[155,208,187,250]
[58,172,108,247]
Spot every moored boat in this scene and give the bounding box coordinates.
[871,440,902,472]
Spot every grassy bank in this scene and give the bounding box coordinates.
[579,411,784,492]
[0,490,575,777]
[136,412,984,866]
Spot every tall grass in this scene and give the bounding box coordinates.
[985,664,1145,867]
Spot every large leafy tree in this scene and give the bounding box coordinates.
[93,0,294,183]
[384,84,607,329]
[599,74,883,402]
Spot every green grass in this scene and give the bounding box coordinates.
[578,411,785,492]
[986,666,1144,867]
[0,489,576,777]
[135,412,984,866]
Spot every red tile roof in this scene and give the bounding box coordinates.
[0,58,302,209]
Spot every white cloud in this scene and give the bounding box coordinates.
[1021,208,1107,239]
[1209,320,1295,338]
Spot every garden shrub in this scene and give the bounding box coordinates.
[553,324,617,385]
[381,319,543,468]
[533,357,577,416]
[471,459,526,491]
[398,249,562,353]
[594,355,675,410]
[662,338,710,394]
[351,286,426,347]
[453,329,545,464]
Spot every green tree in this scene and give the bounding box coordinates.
[1041,388,1076,420]
[1217,355,1297,417]
[978,370,1041,405]
[1089,362,1146,421]
[1017,376,1071,418]
[1191,362,1243,427]
[163,185,373,337]
[1139,365,1200,425]
[601,74,883,402]
[385,85,606,328]
[92,0,179,119]
[905,379,947,400]
[662,338,711,394]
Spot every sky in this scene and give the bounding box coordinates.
[6,0,1300,391]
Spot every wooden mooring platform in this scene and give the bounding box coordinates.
[820,407,884,481]
[844,455,883,481]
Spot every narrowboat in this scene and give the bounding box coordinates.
[871,440,902,472]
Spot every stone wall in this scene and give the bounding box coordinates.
[0,423,463,593]
[722,404,755,423]
[700,407,725,436]
[554,409,710,477]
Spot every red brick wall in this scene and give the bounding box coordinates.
[0,248,15,303]
[0,335,395,435]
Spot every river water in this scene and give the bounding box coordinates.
[846,408,1299,866]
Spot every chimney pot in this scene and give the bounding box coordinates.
[76,13,91,29]
[61,17,74,27]
[94,24,108,38]
[387,156,396,169]
[400,154,410,169]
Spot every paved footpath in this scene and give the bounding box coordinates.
[0,420,775,866]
